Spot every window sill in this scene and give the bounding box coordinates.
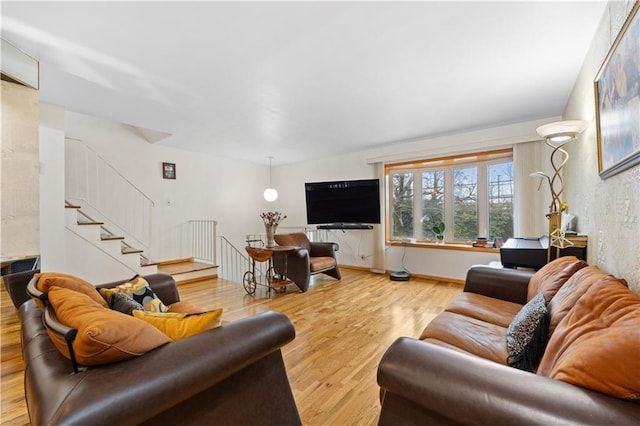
[387,240,500,253]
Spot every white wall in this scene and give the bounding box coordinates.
[563,1,639,293]
[273,119,555,281]
[63,111,273,263]
[39,103,66,272]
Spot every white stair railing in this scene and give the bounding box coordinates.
[188,220,217,264]
[65,138,155,258]
[217,236,252,283]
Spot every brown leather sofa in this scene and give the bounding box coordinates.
[19,273,302,425]
[273,232,341,292]
[377,257,640,425]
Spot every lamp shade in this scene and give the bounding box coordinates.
[264,187,278,202]
[536,120,588,143]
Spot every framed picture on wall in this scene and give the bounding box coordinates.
[594,2,640,179]
[162,162,176,179]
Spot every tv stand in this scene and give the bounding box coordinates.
[317,224,374,230]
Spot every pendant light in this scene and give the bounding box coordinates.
[263,156,278,202]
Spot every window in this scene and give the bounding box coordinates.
[387,149,514,244]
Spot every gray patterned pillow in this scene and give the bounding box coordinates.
[111,291,144,315]
[507,293,550,372]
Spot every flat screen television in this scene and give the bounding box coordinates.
[305,179,381,225]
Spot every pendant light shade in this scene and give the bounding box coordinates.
[264,156,278,202]
[264,187,278,202]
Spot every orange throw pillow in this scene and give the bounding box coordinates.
[35,272,108,309]
[47,286,171,366]
[537,275,640,401]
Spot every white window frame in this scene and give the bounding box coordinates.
[386,149,513,244]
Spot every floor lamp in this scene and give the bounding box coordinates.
[532,120,587,260]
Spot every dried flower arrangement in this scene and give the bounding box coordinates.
[260,211,287,226]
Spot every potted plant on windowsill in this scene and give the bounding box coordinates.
[432,222,445,244]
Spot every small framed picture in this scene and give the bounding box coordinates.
[162,162,176,179]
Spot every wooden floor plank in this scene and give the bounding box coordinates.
[0,268,462,425]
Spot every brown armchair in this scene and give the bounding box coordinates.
[273,233,341,292]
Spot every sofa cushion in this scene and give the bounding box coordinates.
[100,276,169,313]
[310,256,337,272]
[506,293,550,372]
[47,286,171,366]
[445,293,523,328]
[133,309,223,340]
[35,272,108,309]
[527,256,587,302]
[168,300,207,314]
[419,312,508,364]
[547,265,622,336]
[537,275,640,401]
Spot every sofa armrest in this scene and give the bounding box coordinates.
[3,269,40,308]
[309,242,339,257]
[24,310,299,426]
[463,266,533,304]
[377,337,640,426]
[96,273,180,305]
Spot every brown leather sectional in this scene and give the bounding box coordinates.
[19,273,302,425]
[377,257,640,425]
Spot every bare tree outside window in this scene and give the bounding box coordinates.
[391,173,413,238]
[421,170,444,239]
[453,167,478,240]
[488,161,514,241]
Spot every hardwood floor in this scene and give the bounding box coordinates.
[0,268,462,425]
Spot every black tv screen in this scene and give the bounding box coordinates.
[305,179,381,224]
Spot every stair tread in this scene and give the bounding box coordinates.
[101,235,125,240]
[122,248,144,254]
[65,204,81,209]
[158,260,217,275]
[77,221,104,225]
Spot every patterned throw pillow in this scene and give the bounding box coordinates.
[100,276,169,313]
[132,309,223,340]
[110,292,144,315]
[507,293,550,372]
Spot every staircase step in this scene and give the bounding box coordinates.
[158,259,218,284]
[121,247,144,254]
[65,204,81,209]
[101,234,125,241]
[77,221,104,225]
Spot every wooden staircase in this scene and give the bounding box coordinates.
[65,201,217,283]
[65,202,158,275]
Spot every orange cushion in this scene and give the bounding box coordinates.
[168,300,207,314]
[537,275,640,401]
[527,256,587,302]
[35,272,108,309]
[547,265,624,336]
[47,286,171,366]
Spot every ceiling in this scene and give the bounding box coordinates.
[1,1,606,166]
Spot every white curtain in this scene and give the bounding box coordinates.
[513,141,546,238]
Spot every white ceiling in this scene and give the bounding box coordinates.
[1,1,606,166]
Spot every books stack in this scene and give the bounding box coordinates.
[565,234,588,248]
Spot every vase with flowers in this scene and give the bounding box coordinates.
[261,211,287,248]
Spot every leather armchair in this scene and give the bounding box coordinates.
[273,233,341,292]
